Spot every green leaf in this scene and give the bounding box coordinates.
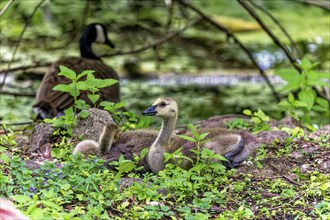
[210,153,227,161]
[313,97,329,112]
[298,89,315,111]
[96,79,118,88]
[77,70,94,80]
[76,99,90,110]
[299,57,313,70]
[41,200,61,210]
[315,97,329,109]
[76,81,89,90]
[67,84,79,97]
[115,101,126,109]
[292,100,308,108]
[288,92,295,103]
[11,195,31,203]
[118,160,135,173]
[278,100,291,108]
[307,71,330,87]
[58,66,76,80]
[251,117,261,124]
[177,134,196,143]
[61,183,71,190]
[199,132,210,140]
[0,153,10,164]
[140,148,149,158]
[88,94,100,104]
[275,68,301,92]
[30,207,45,219]
[52,84,73,93]
[79,110,90,118]
[243,109,252,116]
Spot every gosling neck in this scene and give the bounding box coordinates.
[154,115,177,149]
[99,131,115,154]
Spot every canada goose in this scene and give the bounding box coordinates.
[142,97,260,173]
[34,23,120,118]
[73,122,121,157]
[103,129,159,171]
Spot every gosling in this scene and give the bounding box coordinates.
[73,122,121,157]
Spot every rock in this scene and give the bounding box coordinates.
[15,136,29,149]
[74,108,114,141]
[28,123,55,153]
[309,125,330,139]
[256,130,289,145]
[28,108,114,153]
[195,114,250,129]
[277,116,304,129]
[290,151,304,159]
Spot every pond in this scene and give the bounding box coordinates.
[1,73,282,128]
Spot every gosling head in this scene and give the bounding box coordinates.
[103,122,121,141]
[142,97,178,119]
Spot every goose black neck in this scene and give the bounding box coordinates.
[79,26,100,60]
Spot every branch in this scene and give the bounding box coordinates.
[291,0,330,10]
[248,0,302,59]
[100,17,202,57]
[0,62,51,75]
[0,0,46,91]
[177,0,281,103]
[238,0,300,72]
[0,0,15,17]
[0,91,35,97]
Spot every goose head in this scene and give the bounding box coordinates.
[79,23,115,59]
[142,97,178,119]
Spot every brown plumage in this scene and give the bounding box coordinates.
[74,123,121,157]
[142,97,260,173]
[34,23,119,118]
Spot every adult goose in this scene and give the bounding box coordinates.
[142,97,260,173]
[34,23,120,118]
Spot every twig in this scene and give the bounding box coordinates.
[238,0,300,72]
[0,91,35,97]
[264,160,302,186]
[0,0,15,17]
[1,121,35,127]
[164,0,174,33]
[100,17,202,57]
[248,0,302,58]
[0,0,46,91]
[177,0,281,103]
[291,0,330,10]
[0,62,51,75]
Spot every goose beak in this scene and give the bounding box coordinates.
[142,105,157,116]
[105,38,115,48]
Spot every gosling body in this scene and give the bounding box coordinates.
[142,97,259,173]
[74,123,120,157]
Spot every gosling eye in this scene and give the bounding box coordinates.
[160,102,167,107]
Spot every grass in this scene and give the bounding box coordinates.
[1,125,329,219]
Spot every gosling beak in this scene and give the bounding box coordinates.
[105,38,115,48]
[142,105,157,116]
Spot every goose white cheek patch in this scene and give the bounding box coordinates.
[95,24,106,43]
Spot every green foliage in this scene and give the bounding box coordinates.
[44,66,118,136]
[243,109,270,132]
[276,58,330,128]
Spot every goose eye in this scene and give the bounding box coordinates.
[160,102,166,107]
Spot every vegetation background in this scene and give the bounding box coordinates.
[0,0,329,219]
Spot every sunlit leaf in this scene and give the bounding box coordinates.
[58,65,76,80]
